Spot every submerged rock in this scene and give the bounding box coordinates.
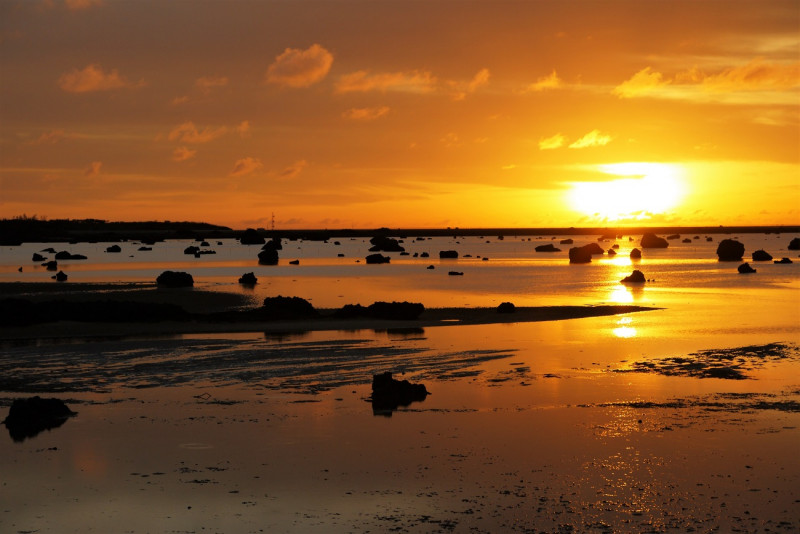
[774,257,793,264]
[717,239,745,261]
[3,396,77,442]
[156,270,194,287]
[738,262,756,274]
[751,249,773,261]
[371,372,429,415]
[621,270,646,284]
[641,233,669,248]
[238,272,258,285]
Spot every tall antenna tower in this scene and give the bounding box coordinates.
[271,212,275,232]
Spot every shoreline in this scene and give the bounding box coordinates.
[0,304,659,342]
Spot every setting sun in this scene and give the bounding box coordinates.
[567,162,686,222]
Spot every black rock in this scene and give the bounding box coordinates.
[31,253,45,262]
[667,234,681,240]
[262,296,317,319]
[3,396,77,442]
[261,237,282,251]
[365,253,390,264]
[621,270,646,284]
[448,271,464,276]
[106,245,122,253]
[156,270,194,287]
[607,248,617,256]
[568,246,592,264]
[630,248,642,259]
[641,233,669,248]
[240,228,266,245]
[535,244,561,252]
[439,250,459,259]
[717,239,745,261]
[238,272,258,285]
[184,246,200,255]
[751,249,773,261]
[258,248,279,265]
[44,260,58,271]
[138,246,152,251]
[52,270,68,282]
[54,251,87,260]
[371,372,429,414]
[560,238,574,245]
[682,238,692,243]
[788,238,800,250]
[497,302,516,313]
[420,252,430,258]
[738,262,756,274]
[289,259,300,265]
[368,236,405,252]
[774,257,793,264]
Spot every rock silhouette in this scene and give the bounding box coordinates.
[261,296,317,319]
[738,263,756,274]
[365,253,390,264]
[641,233,669,248]
[717,239,745,261]
[238,272,258,285]
[751,249,772,261]
[497,302,516,313]
[788,237,800,250]
[52,270,68,282]
[369,236,405,252]
[106,245,122,253]
[258,248,279,265]
[370,372,429,415]
[156,270,194,287]
[621,270,646,284]
[3,396,77,442]
[439,250,459,259]
[535,244,561,252]
[239,228,265,245]
[630,248,642,259]
[568,246,592,264]
[774,257,793,264]
[560,238,574,245]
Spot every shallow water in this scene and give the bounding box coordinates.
[1,232,799,532]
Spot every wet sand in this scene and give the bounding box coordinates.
[0,281,657,341]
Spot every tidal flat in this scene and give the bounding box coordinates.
[1,232,799,532]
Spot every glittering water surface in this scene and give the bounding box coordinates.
[1,232,799,533]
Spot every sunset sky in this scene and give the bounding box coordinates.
[1,0,798,229]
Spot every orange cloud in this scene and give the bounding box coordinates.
[168,122,227,144]
[195,75,229,92]
[236,120,251,137]
[64,0,103,10]
[451,68,491,100]
[265,44,333,88]
[700,58,800,92]
[539,133,566,150]
[278,160,307,179]
[613,67,667,98]
[569,130,613,149]
[336,70,437,93]
[58,64,139,93]
[172,147,196,162]
[525,70,562,92]
[342,106,390,120]
[32,129,67,145]
[229,157,263,177]
[85,161,102,178]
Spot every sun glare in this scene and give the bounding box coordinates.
[568,162,685,221]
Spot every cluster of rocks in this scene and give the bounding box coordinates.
[3,396,77,442]
[334,301,425,320]
[370,372,429,415]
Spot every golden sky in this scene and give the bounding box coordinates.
[1,0,798,229]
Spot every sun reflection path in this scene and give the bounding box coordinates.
[613,316,637,339]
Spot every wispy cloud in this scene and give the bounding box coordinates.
[539,133,566,150]
[525,70,562,92]
[58,64,141,93]
[229,157,263,177]
[172,147,196,162]
[569,130,613,149]
[195,75,229,93]
[612,67,667,98]
[450,68,490,100]
[236,120,251,138]
[168,122,228,144]
[278,160,307,179]
[336,70,437,93]
[64,0,103,10]
[84,161,102,178]
[342,106,390,121]
[265,44,333,88]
